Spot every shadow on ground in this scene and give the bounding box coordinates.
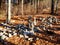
[0,39,15,45]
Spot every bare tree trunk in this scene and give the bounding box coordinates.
[36,0,39,14]
[0,0,2,8]
[55,0,59,14]
[6,0,11,23]
[35,0,37,14]
[29,0,31,15]
[22,0,24,15]
[18,0,19,5]
[18,0,20,5]
[33,0,35,14]
[51,0,54,15]
[37,0,39,14]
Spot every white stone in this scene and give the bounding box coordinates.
[13,33,17,35]
[28,38,33,41]
[24,34,28,38]
[0,28,3,30]
[9,30,12,32]
[36,38,39,40]
[3,31,6,34]
[9,33,12,37]
[0,32,3,36]
[43,27,46,30]
[20,35,24,38]
[7,28,10,30]
[1,35,7,40]
[4,33,8,35]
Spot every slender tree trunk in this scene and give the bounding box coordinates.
[55,0,59,14]
[29,0,31,15]
[37,0,39,14]
[18,0,19,4]
[22,0,24,15]
[36,0,38,14]
[32,0,35,14]
[7,0,11,23]
[18,0,21,5]
[51,0,54,15]
[35,0,37,14]
[0,0,2,8]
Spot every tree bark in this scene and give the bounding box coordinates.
[55,0,59,14]
[22,0,24,15]
[51,0,54,15]
[0,0,2,8]
[6,0,11,23]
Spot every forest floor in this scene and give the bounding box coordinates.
[0,4,60,44]
[0,13,60,45]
